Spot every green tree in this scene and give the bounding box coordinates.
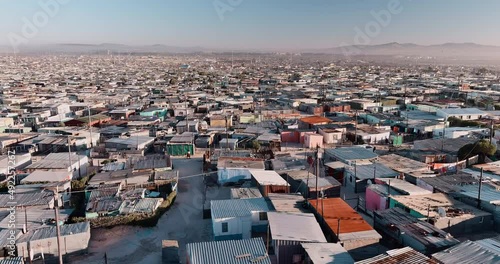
[458,139,497,162]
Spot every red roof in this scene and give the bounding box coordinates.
[300,116,332,124]
[309,198,375,235]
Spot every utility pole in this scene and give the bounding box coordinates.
[67,136,73,178]
[315,145,320,207]
[88,106,93,148]
[354,110,358,144]
[305,168,310,203]
[441,118,447,152]
[478,168,483,209]
[225,115,229,150]
[490,119,494,144]
[185,95,189,133]
[54,186,63,264]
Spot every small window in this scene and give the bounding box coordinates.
[350,176,353,183]
[222,222,228,233]
[259,212,268,221]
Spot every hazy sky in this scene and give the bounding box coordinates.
[1,0,499,50]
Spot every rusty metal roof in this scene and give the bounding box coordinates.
[300,116,332,124]
[357,247,438,264]
[309,198,380,239]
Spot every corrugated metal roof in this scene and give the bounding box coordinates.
[390,193,491,219]
[376,178,432,195]
[25,152,86,169]
[475,236,500,254]
[310,198,380,239]
[0,229,21,247]
[132,155,172,170]
[0,257,24,264]
[302,243,354,264]
[357,247,438,264]
[459,184,500,205]
[305,176,341,188]
[0,192,53,208]
[0,207,73,230]
[440,107,485,115]
[419,173,477,194]
[21,170,71,183]
[268,212,326,242]
[432,240,500,264]
[377,154,430,173]
[210,198,273,219]
[325,147,378,161]
[347,162,399,180]
[249,170,288,186]
[17,222,90,243]
[375,208,459,249]
[186,237,271,264]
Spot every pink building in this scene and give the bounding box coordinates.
[304,134,323,149]
[365,178,432,212]
[300,131,317,144]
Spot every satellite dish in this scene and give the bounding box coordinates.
[437,207,446,217]
[367,179,373,186]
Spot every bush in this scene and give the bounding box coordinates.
[458,139,497,162]
[71,176,89,191]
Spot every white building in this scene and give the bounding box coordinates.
[210,198,273,241]
[433,127,488,139]
[436,108,486,120]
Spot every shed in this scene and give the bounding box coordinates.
[250,169,289,196]
[16,222,91,259]
[210,198,273,240]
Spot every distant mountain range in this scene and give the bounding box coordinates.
[2,42,500,59]
[303,42,500,59]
